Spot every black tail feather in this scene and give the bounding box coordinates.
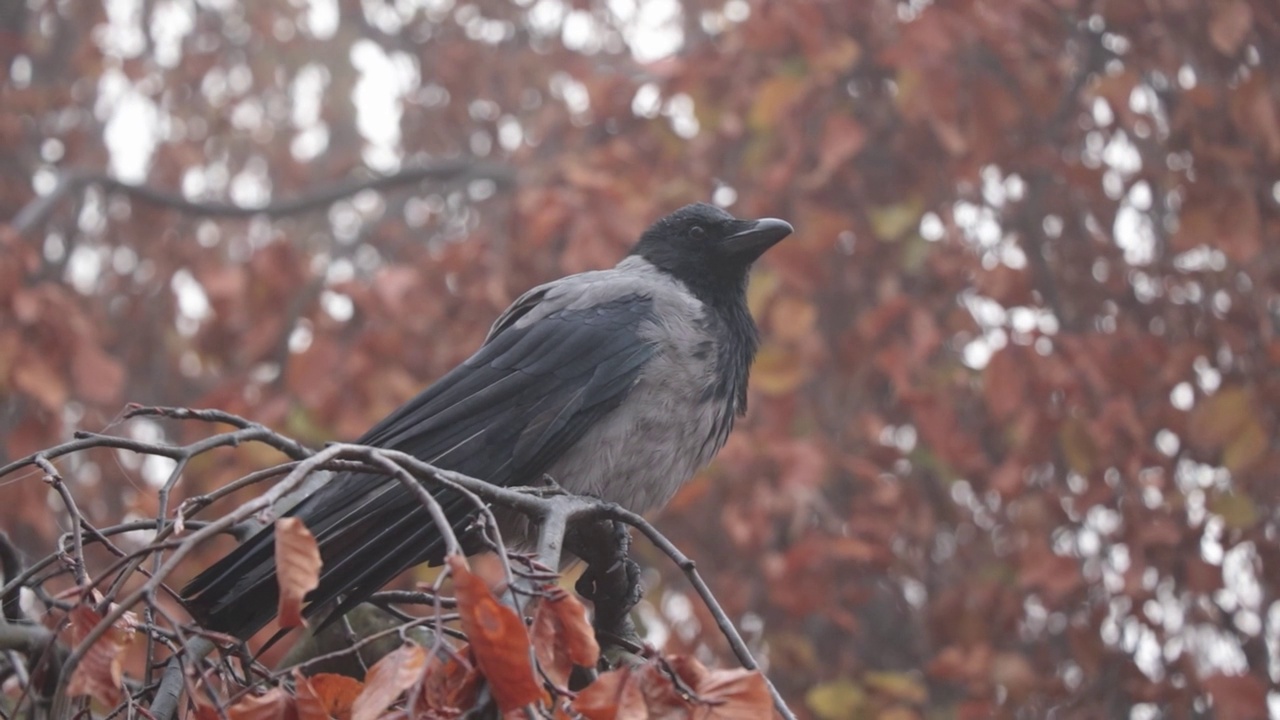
[181,475,472,639]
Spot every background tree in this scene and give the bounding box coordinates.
[2,0,1279,717]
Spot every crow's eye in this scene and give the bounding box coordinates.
[689,225,706,239]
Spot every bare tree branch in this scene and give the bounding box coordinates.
[0,406,795,720]
[8,160,515,237]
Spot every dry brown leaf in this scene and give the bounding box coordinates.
[448,555,545,712]
[531,586,600,688]
[64,605,136,706]
[689,666,773,720]
[352,643,427,720]
[296,671,363,720]
[572,666,648,720]
[274,517,322,629]
[225,687,297,720]
[418,649,481,715]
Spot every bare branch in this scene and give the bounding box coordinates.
[9,160,515,237]
[0,405,795,720]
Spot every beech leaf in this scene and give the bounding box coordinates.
[275,517,322,629]
[531,586,600,688]
[448,555,544,712]
[352,643,427,720]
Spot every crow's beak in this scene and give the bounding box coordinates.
[722,218,793,259]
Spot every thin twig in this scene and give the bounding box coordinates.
[35,456,88,588]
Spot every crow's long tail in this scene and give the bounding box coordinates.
[180,473,470,639]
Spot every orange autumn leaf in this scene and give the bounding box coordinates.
[531,586,600,687]
[296,671,363,720]
[225,688,296,720]
[572,666,647,720]
[448,555,544,712]
[352,643,427,720]
[417,649,481,716]
[275,517,322,629]
[656,657,774,720]
[692,668,773,720]
[64,604,136,706]
[576,656,772,720]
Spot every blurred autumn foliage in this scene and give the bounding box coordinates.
[3,0,1280,717]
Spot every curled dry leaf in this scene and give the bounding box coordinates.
[64,604,137,707]
[351,643,427,720]
[575,656,772,720]
[417,648,481,716]
[576,666,650,712]
[690,667,772,720]
[275,517,322,629]
[531,585,601,688]
[571,666,647,720]
[225,687,297,720]
[448,554,545,713]
[296,671,363,720]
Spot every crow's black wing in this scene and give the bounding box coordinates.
[182,291,657,636]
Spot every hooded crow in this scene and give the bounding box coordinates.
[181,203,793,637]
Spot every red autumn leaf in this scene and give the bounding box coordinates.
[351,643,427,720]
[64,604,136,706]
[225,687,297,720]
[417,649,481,716]
[531,586,600,687]
[572,666,647,720]
[296,671,363,720]
[448,555,544,712]
[275,517,322,629]
[652,657,773,720]
[588,656,773,720]
[692,668,773,720]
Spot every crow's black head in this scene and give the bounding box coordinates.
[630,203,793,308]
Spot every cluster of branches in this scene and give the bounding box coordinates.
[0,405,794,719]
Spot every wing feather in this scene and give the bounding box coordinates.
[182,289,658,635]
